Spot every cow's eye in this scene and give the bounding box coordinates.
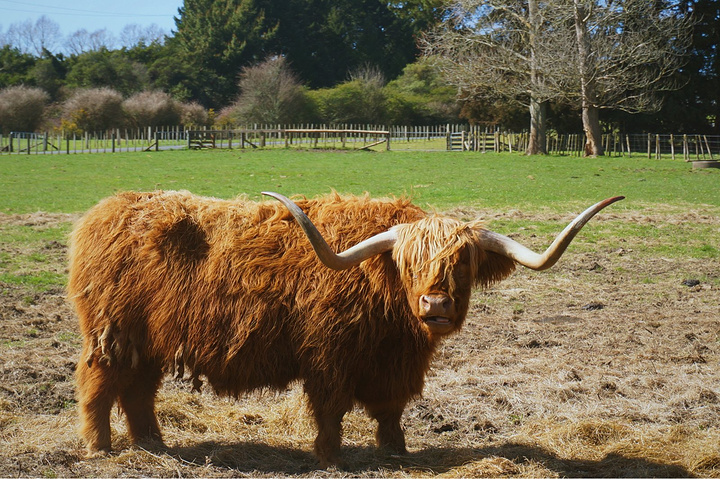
[455,264,471,282]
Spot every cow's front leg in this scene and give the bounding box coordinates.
[365,400,408,454]
[305,383,352,468]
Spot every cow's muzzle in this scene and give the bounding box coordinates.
[419,293,455,334]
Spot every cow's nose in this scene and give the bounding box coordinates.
[420,293,452,316]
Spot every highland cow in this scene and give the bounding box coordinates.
[68,190,623,465]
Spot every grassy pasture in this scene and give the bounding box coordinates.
[1,148,718,213]
[0,149,719,477]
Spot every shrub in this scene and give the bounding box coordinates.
[61,87,124,133]
[0,85,49,134]
[384,59,461,124]
[311,80,387,125]
[123,90,181,128]
[213,106,237,129]
[310,65,389,125]
[227,56,316,124]
[180,101,209,127]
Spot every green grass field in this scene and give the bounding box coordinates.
[1,148,718,292]
[1,148,718,213]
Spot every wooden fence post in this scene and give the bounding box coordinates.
[670,134,675,160]
[704,135,713,160]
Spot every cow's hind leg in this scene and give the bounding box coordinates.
[117,361,164,446]
[365,400,407,454]
[76,347,120,454]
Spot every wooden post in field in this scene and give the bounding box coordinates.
[655,134,660,160]
[683,134,689,161]
[647,133,651,159]
[670,134,675,160]
[704,136,713,160]
[626,135,631,157]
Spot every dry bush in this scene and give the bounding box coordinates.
[228,56,314,124]
[61,87,124,133]
[0,85,49,134]
[212,106,237,129]
[180,101,209,128]
[123,90,181,128]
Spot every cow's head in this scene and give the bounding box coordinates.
[263,192,623,337]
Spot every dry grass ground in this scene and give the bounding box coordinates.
[1,204,719,477]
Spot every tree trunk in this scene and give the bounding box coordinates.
[582,103,603,157]
[574,0,604,157]
[527,97,547,155]
[526,0,547,155]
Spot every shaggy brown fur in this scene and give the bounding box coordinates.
[68,190,516,466]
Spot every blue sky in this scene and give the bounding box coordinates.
[0,0,183,37]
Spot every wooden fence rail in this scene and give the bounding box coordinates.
[1,124,719,160]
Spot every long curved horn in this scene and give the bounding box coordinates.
[478,196,624,270]
[262,192,398,270]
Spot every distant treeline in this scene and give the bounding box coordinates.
[0,0,717,134]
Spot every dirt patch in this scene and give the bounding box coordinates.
[0,208,719,477]
[0,212,80,228]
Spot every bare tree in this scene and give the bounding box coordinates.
[5,16,61,55]
[65,28,116,55]
[119,24,166,47]
[423,0,692,156]
[568,0,693,156]
[65,29,91,56]
[88,29,116,51]
[422,0,572,154]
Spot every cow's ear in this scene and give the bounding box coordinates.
[476,250,516,289]
[466,223,517,289]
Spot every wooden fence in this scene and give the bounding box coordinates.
[1,124,718,160]
[187,127,390,150]
[448,128,720,160]
[0,126,187,155]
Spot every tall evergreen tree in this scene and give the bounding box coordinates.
[273,0,443,88]
[172,0,278,107]
[0,46,35,88]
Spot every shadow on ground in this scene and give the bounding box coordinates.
[164,440,692,477]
